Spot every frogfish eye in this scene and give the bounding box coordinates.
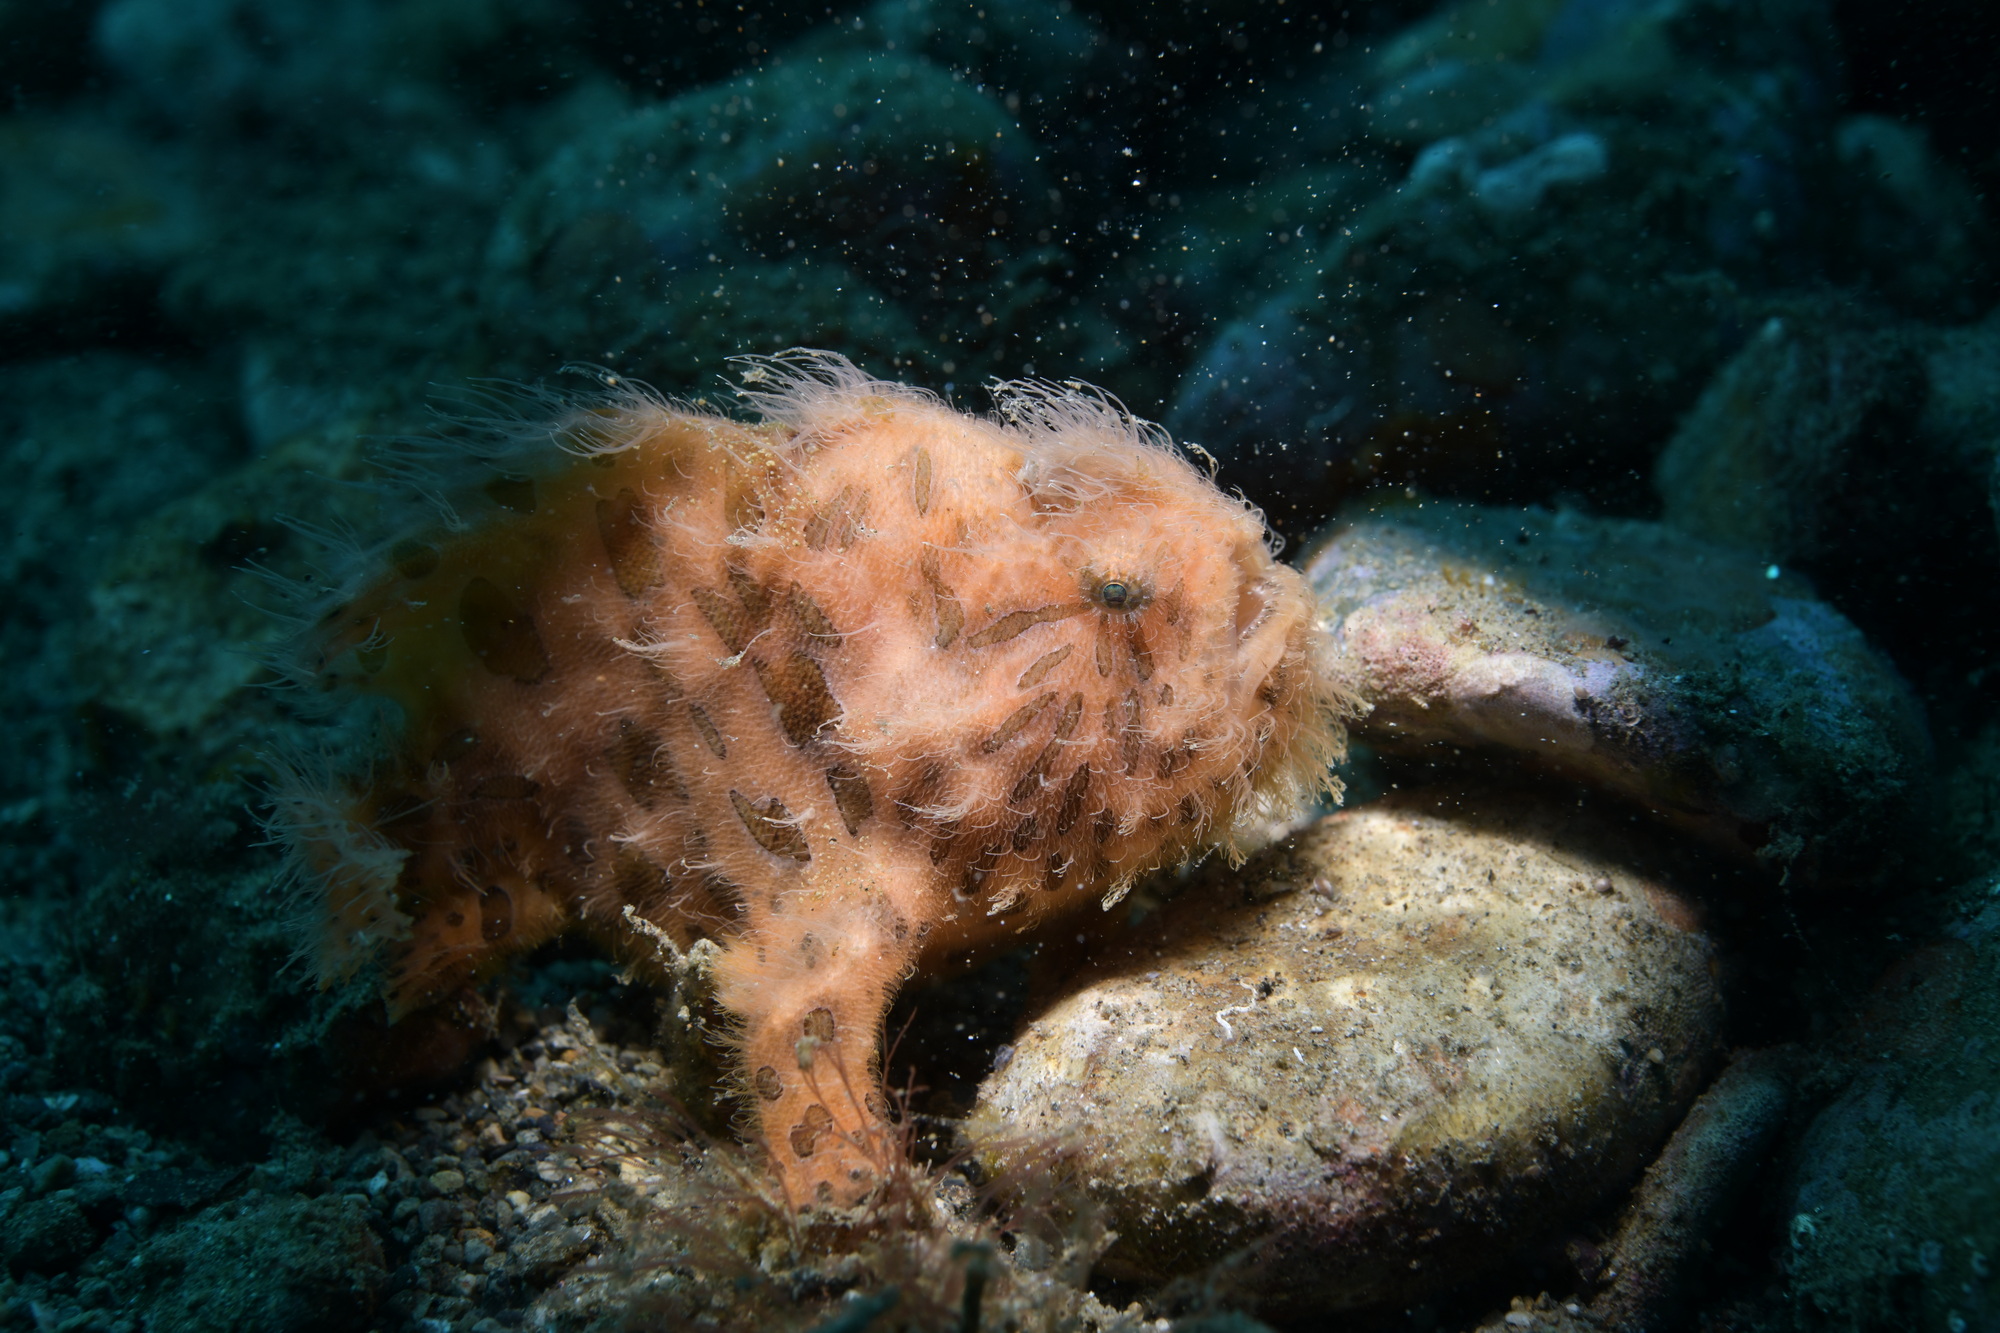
[1097,581,1131,610]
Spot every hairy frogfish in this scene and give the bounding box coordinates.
[282,351,1348,1204]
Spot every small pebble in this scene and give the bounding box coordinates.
[419,1199,460,1234]
[30,1154,74,1195]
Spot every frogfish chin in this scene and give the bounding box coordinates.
[281,350,1348,1205]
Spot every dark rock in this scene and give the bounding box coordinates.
[480,38,1103,394]
[133,1194,384,1333]
[510,1223,595,1278]
[418,1198,461,1235]
[1154,0,1977,530]
[1,1194,97,1272]
[1655,310,2000,693]
[27,1154,72,1195]
[1784,897,2000,1331]
[122,1165,244,1213]
[1590,1048,1802,1331]
[1,1094,50,1128]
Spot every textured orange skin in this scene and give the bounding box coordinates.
[289,355,1345,1205]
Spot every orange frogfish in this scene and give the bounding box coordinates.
[282,351,1348,1204]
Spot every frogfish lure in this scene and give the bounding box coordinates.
[281,351,1348,1204]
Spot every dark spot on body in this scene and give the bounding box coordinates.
[920,549,962,648]
[804,485,863,550]
[692,585,755,654]
[1017,644,1073,690]
[984,692,1057,753]
[614,850,669,902]
[1054,766,1092,836]
[391,539,440,580]
[790,1103,834,1158]
[471,774,541,800]
[730,790,811,862]
[373,793,428,834]
[596,489,663,596]
[959,844,1002,899]
[896,764,947,828]
[1126,621,1154,680]
[614,717,687,807]
[1010,694,1083,804]
[827,763,874,835]
[726,564,773,623]
[479,884,514,941]
[694,869,748,929]
[562,818,596,866]
[460,578,550,683]
[1258,666,1285,707]
[690,703,728,758]
[754,652,840,746]
[788,584,840,641]
[1113,690,1146,772]
[485,475,537,514]
[969,603,1082,649]
[1011,815,1040,852]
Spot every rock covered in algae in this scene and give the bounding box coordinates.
[1651,313,2000,566]
[482,41,1101,389]
[966,789,1722,1318]
[1301,501,1929,880]
[1783,889,2000,1332]
[1159,0,1854,520]
[1653,310,2000,667]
